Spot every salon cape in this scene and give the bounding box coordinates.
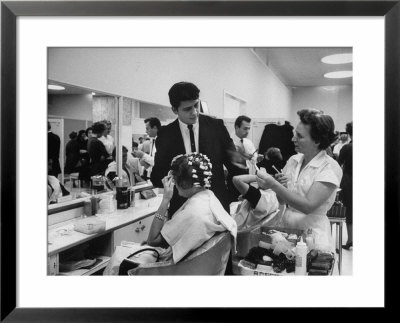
[233,188,280,230]
[161,190,237,263]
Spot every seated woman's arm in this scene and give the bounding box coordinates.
[257,169,336,214]
[232,174,257,196]
[146,175,173,248]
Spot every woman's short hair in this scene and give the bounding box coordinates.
[346,121,353,137]
[92,121,107,135]
[170,153,212,190]
[266,147,283,161]
[69,131,78,140]
[168,82,200,109]
[77,130,86,140]
[85,127,93,137]
[297,108,337,150]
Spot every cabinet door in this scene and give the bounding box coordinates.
[113,214,155,247]
[136,214,155,243]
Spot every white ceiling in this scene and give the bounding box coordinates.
[48,47,352,95]
[253,47,353,87]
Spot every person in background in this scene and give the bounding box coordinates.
[87,121,112,176]
[77,129,91,187]
[151,81,236,216]
[131,117,161,180]
[99,119,115,155]
[48,121,61,178]
[127,141,146,184]
[232,173,280,230]
[338,122,353,250]
[85,127,94,139]
[227,115,258,202]
[257,147,286,176]
[103,153,237,275]
[333,133,349,160]
[105,146,144,189]
[231,115,258,169]
[64,131,80,175]
[141,137,151,154]
[48,158,69,204]
[138,136,144,151]
[256,109,342,252]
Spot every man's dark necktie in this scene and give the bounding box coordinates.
[151,139,155,156]
[187,125,196,152]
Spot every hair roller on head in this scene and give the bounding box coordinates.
[170,152,213,189]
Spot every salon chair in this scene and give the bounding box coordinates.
[127,231,232,275]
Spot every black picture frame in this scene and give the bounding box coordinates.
[1,1,399,321]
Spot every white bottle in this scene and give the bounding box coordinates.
[295,237,308,275]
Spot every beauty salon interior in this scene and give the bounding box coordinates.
[48,47,352,276]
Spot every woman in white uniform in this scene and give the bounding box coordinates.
[256,109,342,252]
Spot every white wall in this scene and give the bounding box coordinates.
[291,86,352,132]
[48,48,292,120]
[48,94,93,120]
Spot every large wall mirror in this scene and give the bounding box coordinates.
[47,80,172,206]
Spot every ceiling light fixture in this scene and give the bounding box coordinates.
[48,84,65,91]
[324,71,352,79]
[321,53,352,64]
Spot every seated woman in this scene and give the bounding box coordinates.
[48,158,70,204]
[104,145,145,189]
[103,152,237,275]
[232,174,279,230]
[255,109,343,252]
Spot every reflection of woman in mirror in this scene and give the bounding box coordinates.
[99,119,115,155]
[77,129,90,187]
[64,131,80,175]
[48,158,70,204]
[87,122,112,176]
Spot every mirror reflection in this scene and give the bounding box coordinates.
[47,82,172,205]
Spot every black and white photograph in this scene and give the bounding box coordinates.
[2,1,398,317]
[47,47,353,277]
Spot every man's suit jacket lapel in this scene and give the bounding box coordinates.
[198,114,211,156]
[171,119,186,155]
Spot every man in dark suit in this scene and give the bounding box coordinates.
[48,121,61,177]
[151,82,236,217]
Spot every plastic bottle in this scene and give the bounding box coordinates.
[305,228,315,251]
[295,237,308,275]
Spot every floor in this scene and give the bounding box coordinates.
[331,222,353,275]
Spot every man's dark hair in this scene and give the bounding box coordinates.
[346,121,353,137]
[92,122,107,135]
[144,117,161,131]
[69,131,78,140]
[132,141,139,148]
[48,121,51,131]
[234,115,251,128]
[168,82,200,109]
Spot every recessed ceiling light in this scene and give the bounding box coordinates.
[322,86,337,91]
[48,84,65,91]
[321,53,352,64]
[324,71,352,79]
